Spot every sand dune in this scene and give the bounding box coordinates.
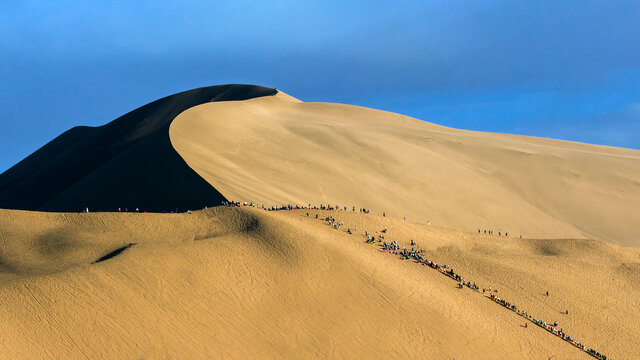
[170,92,640,245]
[1,206,637,359]
[1,85,639,359]
[0,85,275,212]
[2,86,637,244]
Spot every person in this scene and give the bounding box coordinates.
[546,291,549,296]
[525,323,528,328]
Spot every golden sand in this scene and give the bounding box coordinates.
[170,92,640,246]
[1,89,638,359]
[0,207,637,359]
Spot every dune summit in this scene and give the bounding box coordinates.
[0,84,275,213]
[1,85,640,245]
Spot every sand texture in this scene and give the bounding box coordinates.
[1,207,638,359]
[0,86,639,359]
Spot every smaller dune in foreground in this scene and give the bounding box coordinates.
[0,206,636,359]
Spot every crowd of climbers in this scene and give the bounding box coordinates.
[487,293,605,358]
[222,201,373,214]
[220,200,610,360]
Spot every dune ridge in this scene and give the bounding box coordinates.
[0,84,276,212]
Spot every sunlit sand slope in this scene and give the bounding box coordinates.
[0,207,637,359]
[170,92,640,245]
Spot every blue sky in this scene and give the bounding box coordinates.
[1,1,639,172]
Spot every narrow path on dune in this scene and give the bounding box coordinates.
[344,216,610,359]
[252,203,616,359]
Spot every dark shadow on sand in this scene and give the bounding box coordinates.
[0,84,277,212]
[93,243,136,263]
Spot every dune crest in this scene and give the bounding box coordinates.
[0,85,276,212]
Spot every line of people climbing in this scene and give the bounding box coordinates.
[488,293,608,359]
[219,202,610,358]
[312,211,611,360]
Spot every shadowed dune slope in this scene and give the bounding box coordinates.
[170,92,640,245]
[0,84,276,212]
[0,207,638,359]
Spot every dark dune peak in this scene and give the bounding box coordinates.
[0,84,276,212]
